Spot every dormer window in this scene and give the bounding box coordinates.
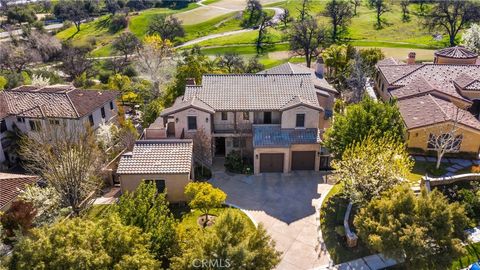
[221,112,228,120]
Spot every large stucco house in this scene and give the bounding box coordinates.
[0,85,119,167]
[375,46,480,158]
[156,63,336,174]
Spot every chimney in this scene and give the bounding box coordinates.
[315,57,325,78]
[407,52,416,65]
[185,78,196,85]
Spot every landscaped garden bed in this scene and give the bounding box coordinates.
[319,183,372,264]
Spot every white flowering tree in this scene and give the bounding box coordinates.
[19,185,66,226]
[96,122,119,150]
[462,23,480,53]
[31,74,50,87]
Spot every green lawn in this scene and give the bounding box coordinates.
[180,11,244,43]
[451,242,480,270]
[320,183,372,264]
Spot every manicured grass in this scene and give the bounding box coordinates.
[83,204,114,220]
[450,242,480,270]
[202,0,222,5]
[56,15,118,47]
[320,183,373,264]
[180,11,243,43]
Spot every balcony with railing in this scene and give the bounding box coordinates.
[213,123,252,134]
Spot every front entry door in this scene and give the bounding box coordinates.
[215,137,226,156]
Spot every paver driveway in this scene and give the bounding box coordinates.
[209,171,333,270]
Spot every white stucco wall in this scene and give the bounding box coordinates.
[281,106,320,129]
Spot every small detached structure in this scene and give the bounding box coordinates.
[116,139,193,202]
[0,172,40,211]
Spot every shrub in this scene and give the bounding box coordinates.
[472,165,480,173]
[109,15,128,33]
[0,201,37,244]
[225,150,243,173]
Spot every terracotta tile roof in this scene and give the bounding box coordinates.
[0,173,40,210]
[435,46,478,59]
[397,94,480,130]
[454,73,480,91]
[279,95,323,111]
[258,62,338,94]
[1,85,118,119]
[179,74,321,112]
[377,57,399,66]
[378,64,480,102]
[117,139,193,174]
[390,76,436,99]
[0,94,9,119]
[160,94,214,116]
[253,125,320,147]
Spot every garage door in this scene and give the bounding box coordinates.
[291,151,316,170]
[260,153,284,173]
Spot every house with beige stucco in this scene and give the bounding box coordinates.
[116,139,193,202]
[375,46,480,158]
[156,63,336,174]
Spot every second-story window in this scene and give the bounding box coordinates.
[110,101,114,110]
[101,107,106,119]
[188,116,197,130]
[16,117,25,123]
[243,112,249,120]
[88,115,94,127]
[296,113,305,128]
[0,120,6,133]
[29,120,41,132]
[49,119,60,125]
[221,112,228,120]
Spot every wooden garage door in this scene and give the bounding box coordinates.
[291,151,316,170]
[260,153,284,173]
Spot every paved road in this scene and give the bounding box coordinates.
[209,170,333,270]
[0,23,64,40]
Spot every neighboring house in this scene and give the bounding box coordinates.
[375,46,480,157]
[0,85,119,167]
[116,139,193,202]
[0,172,40,212]
[158,63,336,174]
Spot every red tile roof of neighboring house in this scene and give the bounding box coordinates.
[434,46,478,59]
[0,173,40,210]
[1,85,118,119]
[397,94,480,130]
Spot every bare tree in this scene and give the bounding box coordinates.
[256,12,272,54]
[346,53,367,103]
[400,0,410,22]
[135,35,175,97]
[279,9,291,28]
[367,0,390,29]
[323,0,354,43]
[423,0,480,46]
[60,44,93,79]
[350,0,361,16]
[427,107,465,169]
[297,0,311,22]
[112,32,141,70]
[19,122,104,215]
[217,52,245,73]
[0,43,41,72]
[289,17,327,67]
[192,128,212,175]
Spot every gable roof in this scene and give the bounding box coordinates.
[0,173,40,210]
[174,73,321,112]
[117,139,193,174]
[1,85,118,119]
[435,46,478,59]
[397,94,480,131]
[258,62,338,94]
[161,94,215,116]
[378,64,480,102]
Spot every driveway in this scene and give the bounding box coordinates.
[209,171,333,270]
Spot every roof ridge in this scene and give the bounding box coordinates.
[391,64,425,85]
[65,91,80,118]
[202,73,311,77]
[428,94,450,121]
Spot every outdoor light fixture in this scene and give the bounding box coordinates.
[206,117,209,123]
[255,154,259,159]
[175,118,179,123]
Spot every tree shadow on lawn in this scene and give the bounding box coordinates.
[320,192,372,264]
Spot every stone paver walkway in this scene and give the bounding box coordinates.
[93,187,120,204]
[412,155,480,177]
[209,171,334,270]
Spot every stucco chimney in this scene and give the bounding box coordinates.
[407,52,416,65]
[185,78,196,85]
[315,57,325,78]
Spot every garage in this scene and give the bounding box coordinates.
[259,153,284,173]
[291,151,316,171]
